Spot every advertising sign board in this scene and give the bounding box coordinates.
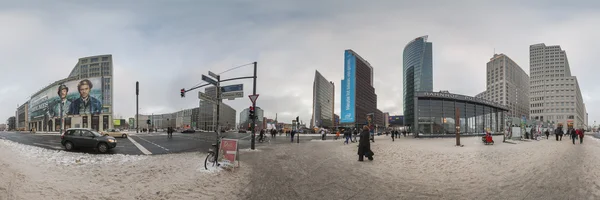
[340,50,356,123]
[219,138,239,167]
[29,77,103,121]
[113,119,121,126]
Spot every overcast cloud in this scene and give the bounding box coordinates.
[1,0,599,125]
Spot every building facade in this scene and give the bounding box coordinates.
[529,43,586,129]
[21,55,114,132]
[383,112,390,128]
[414,91,508,136]
[16,102,29,131]
[340,49,380,127]
[311,70,335,128]
[239,106,264,130]
[476,54,529,119]
[198,86,237,131]
[403,36,433,128]
[7,117,16,131]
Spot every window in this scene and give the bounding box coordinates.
[102,57,109,61]
[91,58,99,62]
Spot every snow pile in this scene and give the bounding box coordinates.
[0,139,146,166]
[240,148,263,152]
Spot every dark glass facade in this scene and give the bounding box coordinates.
[341,50,380,127]
[404,36,433,127]
[415,92,508,136]
[311,70,335,128]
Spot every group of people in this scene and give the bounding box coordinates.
[550,127,585,144]
[389,129,407,141]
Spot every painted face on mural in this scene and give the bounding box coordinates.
[60,88,68,99]
[79,84,90,99]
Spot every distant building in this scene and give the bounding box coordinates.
[476,53,529,119]
[311,70,335,128]
[340,49,380,127]
[403,36,433,128]
[333,114,340,127]
[7,117,15,131]
[383,112,390,127]
[529,43,586,129]
[239,107,264,130]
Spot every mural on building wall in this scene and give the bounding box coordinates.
[28,78,103,121]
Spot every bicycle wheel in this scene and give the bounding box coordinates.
[204,152,216,170]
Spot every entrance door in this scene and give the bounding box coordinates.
[48,120,53,132]
[92,115,99,131]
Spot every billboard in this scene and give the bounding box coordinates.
[113,119,121,126]
[340,50,356,123]
[29,78,103,121]
[389,115,404,126]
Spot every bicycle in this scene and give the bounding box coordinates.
[204,142,219,170]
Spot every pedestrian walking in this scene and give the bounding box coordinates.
[545,129,550,140]
[352,128,358,143]
[344,128,351,145]
[555,127,563,141]
[290,129,295,142]
[577,128,584,144]
[357,125,374,162]
[391,130,395,142]
[570,128,578,144]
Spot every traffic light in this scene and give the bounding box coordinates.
[249,106,255,119]
[180,88,185,98]
[147,120,151,125]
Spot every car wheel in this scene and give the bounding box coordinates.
[97,143,109,153]
[64,141,74,151]
[122,134,127,138]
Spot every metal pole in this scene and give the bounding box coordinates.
[455,107,460,146]
[136,81,139,133]
[214,75,221,161]
[251,62,257,150]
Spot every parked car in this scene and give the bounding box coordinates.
[61,128,117,153]
[101,128,128,138]
[181,129,195,133]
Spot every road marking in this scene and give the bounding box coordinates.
[127,136,152,155]
[32,143,63,150]
[136,136,170,152]
[241,135,252,140]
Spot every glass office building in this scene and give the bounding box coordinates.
[403,36,433,128]
[414,91,508,137]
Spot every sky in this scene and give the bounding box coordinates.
[1,0,599,126]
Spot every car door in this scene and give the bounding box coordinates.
[68,130,83,146]
[81,130,97,148]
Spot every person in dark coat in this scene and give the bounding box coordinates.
[570,128,578,144]
[545,129,550,140]
[579,128,585,144]
[358,125,374,161]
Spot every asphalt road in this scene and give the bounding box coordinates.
[0,131,254,155]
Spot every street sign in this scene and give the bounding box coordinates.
[249,94,259,104]
[208,71,219,79]
[202,75,218,86]
[220,84,243,93]
[198,91,216,103]
[221,91,243,99]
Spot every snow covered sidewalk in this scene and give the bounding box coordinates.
[0,139,250,200]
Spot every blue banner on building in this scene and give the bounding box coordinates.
[340,50,356,123]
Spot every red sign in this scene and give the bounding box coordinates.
[219,139,239,166]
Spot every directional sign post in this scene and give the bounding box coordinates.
[220,84,244,100]
[221,91,243,100]
[208,71,218,79]
[199,91,216,103]
[202,75,218,86]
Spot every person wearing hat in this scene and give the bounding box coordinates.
[52,84,72,118]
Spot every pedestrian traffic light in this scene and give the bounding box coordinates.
[147,120,151,124]
[180,88,185,98]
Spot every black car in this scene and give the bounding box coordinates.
[181,129,195,133]
[61,128,117,153]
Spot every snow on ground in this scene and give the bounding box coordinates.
[0,139,250,200]
[241,134,600,200]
